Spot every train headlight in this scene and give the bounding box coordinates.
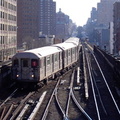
[31,75,34,78]
[16,75,19,77]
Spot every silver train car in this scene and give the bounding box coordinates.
[11,37,80,85]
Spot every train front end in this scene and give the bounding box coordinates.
[12,52,39,84]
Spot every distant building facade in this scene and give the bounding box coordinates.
[91,7,97,22]
[56,9,70,40]
[109,22,114,54]
[0,0,17,62]
[39,0,56,36]
[86,0,120,53]
[113,2,120,55]
[17,0,40,49]
[97,0,120,27]
[17,0,56,49]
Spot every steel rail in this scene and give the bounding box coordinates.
[83,46,89,99]
[28,91,47,120]
[0,107,6,120]
[41,78,61,120]
[10,91,35,120]
[91,70,108,115]
[86,45,108,115]
[0,88,18,108]
[92,52,120,115]
[87,44,120,116]
[68,68,92,120]
[54,88,69,120]
[65,70,75,117]
[71,90,92,120]
[2,104,14,120]
[84,46,101,120]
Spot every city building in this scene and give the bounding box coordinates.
[38,34,55,47]
[17,0,56,49]
[17,0,40,49]
[113,2,120,55]
[56,9,70,40]
[86,0,120,52]
[109,22,114,54]
[39,0,56,36]
[91,7,97,22]
[97,0,120,27]
[68,19,77,37]
[0,0,17,62]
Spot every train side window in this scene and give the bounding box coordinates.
[60,52,61,59]
[72,48,75,54]
[64,52,66,58]
[47,56,50,65]
[66,50,68,57]
[55,54,57,61]
[23,59,28,67]
[14,59,19,66]
[68,49,71,56]
[31,59,38,68]
[40,59,44,68]
[52,54,54,62]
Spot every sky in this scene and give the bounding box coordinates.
[54,0,100,26]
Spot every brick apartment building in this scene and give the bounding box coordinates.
[17,0,56,49]
[17,0,40,49]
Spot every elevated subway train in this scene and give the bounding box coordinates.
[11,37,80,85]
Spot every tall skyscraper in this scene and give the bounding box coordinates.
[97,0,120,26]
[113,2,120,55]
[0,0,17,62]
[17,0,40,49]
[17,0,56,49]
[91,7,97,22]
[39,0,56,35]
[56,9,69,39]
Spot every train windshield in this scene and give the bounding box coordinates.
[13,59,19,66]
[22,59,28,67]
[31,59,38,67]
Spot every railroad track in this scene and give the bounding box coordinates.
[40,67,92,120]
[84,44,120,120]
[2,44,120,120]
[0,87,36,120]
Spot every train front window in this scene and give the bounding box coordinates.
[22,59,28,67]
[13,59,19,66]
[31,59,38,67]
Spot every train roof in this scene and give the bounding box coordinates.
[12,46,62,59]
[64,37,79,45]
[53,42,77,50]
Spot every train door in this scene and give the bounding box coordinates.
[20,58,30,80]
[58,52,62,70]
[75,47,77,60]
[46,55,52,77]
[12,58,19,80]
[72,48,75,62]
[40,58,45,80]
[68,49,71,65]
[65,50,68,66]
[52,54,54,72]
[31,59,38,81]
[54,53,57,71]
